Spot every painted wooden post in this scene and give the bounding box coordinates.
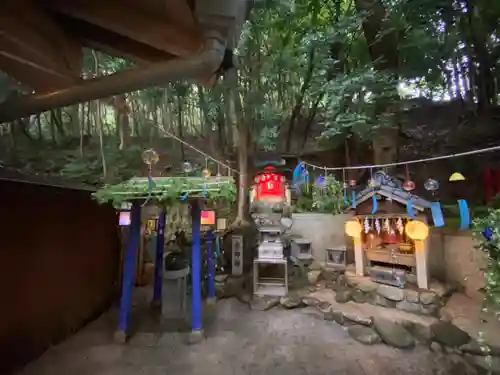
[353,236,365,276]
[188,200,204,343]
[152,209,166,308]
[414,239,429,289]
[114,201,141,344]
[206,229,216,304]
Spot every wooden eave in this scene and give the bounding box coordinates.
[0,0,250,116]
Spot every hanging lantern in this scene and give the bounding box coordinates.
[449,172,466,182]
[142,148,159,165]
[424,178,439,192]
[405,220,429,241]
[349,179,357,187]
[345,220,362,238]
[202,168,211,178]
[182,161,193,173]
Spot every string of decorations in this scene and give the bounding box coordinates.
[293,144,500,234]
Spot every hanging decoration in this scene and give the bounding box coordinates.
[431,202,445,228]
[405,220,429,241]
[458,199,470,230]
[341,169,349,204]
[383,218,390,232]
[182,161,193,174]
[349,178,357,187]
[449,172,466,182]
[363,217,370,234]
[141,148,159,206]
[482,227,494,241]
[292,161,309,190]
[406,199,416,219]
[375,218,381,234]
[345,219,362,238]
[424,178,439,193]
[368,169,377,188]
[371,195,378,214]
[402,165,415,192]
[396,217,404,234]
[351,190,357,209]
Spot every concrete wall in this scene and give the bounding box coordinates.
[430,228,486,298]
[0,180,120,374]
[290,213,353,262]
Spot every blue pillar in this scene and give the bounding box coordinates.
[206,229,216,304]
[114,201,141,344]
[188,200,203,343]
[152,209,166,308]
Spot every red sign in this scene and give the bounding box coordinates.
[255,169,285,200]
[201,210,215,225]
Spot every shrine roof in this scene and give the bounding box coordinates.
[93,176,236,206]
[355,171,432,211]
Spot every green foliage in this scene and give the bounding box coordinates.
[473,209,500,307]
[93,177,236,207]
[293,176,346,214]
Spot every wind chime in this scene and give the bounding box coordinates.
[141,148,160,206]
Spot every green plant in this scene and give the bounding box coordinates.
[293,176,346,214]
[472,209,500,307]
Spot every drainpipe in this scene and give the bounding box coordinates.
[0,32,226,123]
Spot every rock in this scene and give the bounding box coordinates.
[405,289,420,303]
[348,325,381,345]
[369,293,396,308]
[324,310,345,325]
[343,312,372,326]
[356,281,378,293]
[420,303,439,316]
[307,270,322,285]
[280,295,304,309]
[438,307,453,322]
[317,301,332,314]
[352,290,367,303]
[460,340,500,357]
[396,300,422,314]
[218,275,246,298]
[215,274,229,283]
[431,321,471,347]
[336,275,348,286]
[419,291,438,305]
[403,321,432,343]
[236,293,252,305]
[429,281,453,298]
[335,288,352,303]
[321,269,341,282]
[430,341,443,352]
[250,296,280,311]
[308,260,323,271]
[406,274,418,285]
[372,317,415,349]
[376,284,405,302]
[301,296,320,307]
[465,354,500,374]
[326,280,335,289]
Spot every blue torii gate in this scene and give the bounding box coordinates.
[93,176,235,343]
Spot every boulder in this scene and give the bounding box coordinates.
[324,309,345,325]
[317,301,332,314]
[369,293,396,308]
[343,312,372,326]
[348,325,381,345]
[301,296,320,307]
[280,295,304,309]
[250,296,280,311]
[404,289,420,303]
[419,291,438,305]
[404,321,432,344]
[376,284,405,302]
[307,270,322,285]
[373,317,415,349]
[352,290,367,303]
[431,321,471,347]
[335,288,352,303]
[396,300,422,314]
[460,340,500,357]
[356,281,378,293]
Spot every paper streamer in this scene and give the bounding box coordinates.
[431,202,445,228]
[142,171,155,207]
[351,191,356,209]
[406,199,416,219]
[458,199,470,230]
[180,192,189,201]
[371,195,378,214]
[203,183,207,198]
[343,187,350,204]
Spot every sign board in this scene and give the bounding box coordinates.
[231,235,243,276]
[201,210,215,225]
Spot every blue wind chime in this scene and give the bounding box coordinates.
[292,161,310,191]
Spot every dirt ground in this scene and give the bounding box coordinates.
[13,296,470,375]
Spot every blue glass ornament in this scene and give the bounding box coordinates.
[482,227,493,241]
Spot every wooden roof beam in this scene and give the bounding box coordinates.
[43,0,204,58]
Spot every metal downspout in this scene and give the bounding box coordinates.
[0,33,226,123]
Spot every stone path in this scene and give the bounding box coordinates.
[15,298,465,375]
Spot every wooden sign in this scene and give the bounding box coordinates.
[119,211,131,226]
[201,210,215,225]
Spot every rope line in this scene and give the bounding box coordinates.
[158,128,240,175]
[303,144,500,171]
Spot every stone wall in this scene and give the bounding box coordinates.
[430,229,486,299]
[290,213,353,262]
[0,180,120,374]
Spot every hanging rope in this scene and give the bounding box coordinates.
[301,144,500,171]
